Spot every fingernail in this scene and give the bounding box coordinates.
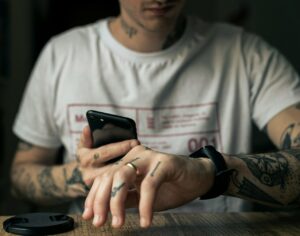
[82,208,89,218]
[140,217,147,228]
[112,216,120,227]
[93,215,101,226]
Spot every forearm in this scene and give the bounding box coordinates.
[11,161,89,205]
[224,148,300,207]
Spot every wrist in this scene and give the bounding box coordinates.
[61,163,90,198]
[194,157,215,197]
[190,146,233,199]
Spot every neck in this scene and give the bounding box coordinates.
[109,16,186,53]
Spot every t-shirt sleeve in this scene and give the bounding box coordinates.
[242,32,300,130]
[13,40,61,148]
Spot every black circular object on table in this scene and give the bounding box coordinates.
[3,212,74,235]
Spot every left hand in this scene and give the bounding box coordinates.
[82,145,215,228]
[75,125,139,192]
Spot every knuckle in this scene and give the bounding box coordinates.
[93,175,101,183]
[93,197,104,206]
[98,147,109,160]
[93,200,106,214]
[80,157,90,167]
[114,168,128,180]
[142,177,158,189]
[102,172,112,180]
[120,141,132,152]
[129,145,145,155]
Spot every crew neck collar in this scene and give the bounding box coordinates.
[98,16,194,63]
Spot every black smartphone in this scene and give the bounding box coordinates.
[86,110,137,149]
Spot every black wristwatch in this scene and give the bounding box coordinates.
[189,145,233,199]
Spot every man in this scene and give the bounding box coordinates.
[11,0,300,222]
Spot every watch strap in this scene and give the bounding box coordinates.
[189,145,233,199]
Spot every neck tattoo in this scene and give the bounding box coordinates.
[120,18,138,38]
[162,16,186,50]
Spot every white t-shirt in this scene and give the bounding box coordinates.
[13,16,300,213]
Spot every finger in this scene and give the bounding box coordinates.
[110,165,137,228]
[82,176,102,220]
[91,174,113,227]
[80,139,139,167]
[78,126,93,149]
[139,161,164,228]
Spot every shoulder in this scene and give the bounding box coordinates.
[47,18,108,54]
[187,16,248,53]
[190,17,275,57]
[189,16,244,40]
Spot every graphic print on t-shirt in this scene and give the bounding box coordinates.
[67,103,223,159]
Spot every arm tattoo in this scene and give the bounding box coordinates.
[111,182,125,198]
[63,168,68,192]
[231,171,282,205]
[37,167,60,197]
[66,167,90,191]
[17,140,34,151]
[280,123,300,149]
[238,153,289,189]
[294,132,300,147]
[150,161,161,177]
[120,18,137,38]
[24,173,36,200]
[281,124,295,149]
[283,149,300,160]
[12,166,26,182]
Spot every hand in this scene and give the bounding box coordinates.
[82,145,215,228]
[71,126,139,195]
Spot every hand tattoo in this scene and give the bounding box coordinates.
[150,161,161,177]
[111,182,125,198]
[93,153,100,161]
[114,159,123,165]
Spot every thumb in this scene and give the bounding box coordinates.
[79,125,93,149]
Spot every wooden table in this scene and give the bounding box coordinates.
[1,212,300,235]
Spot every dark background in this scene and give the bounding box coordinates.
[0,0,299,214]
